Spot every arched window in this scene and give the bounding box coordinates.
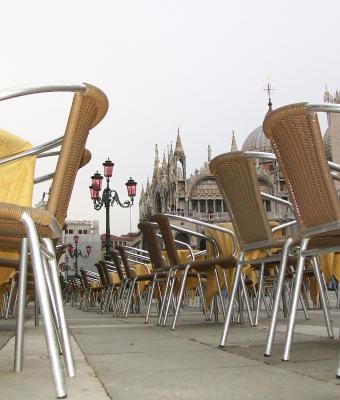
[174,232,190,248]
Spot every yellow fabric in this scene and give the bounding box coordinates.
[0,270,16,309]
[0,129,36,284]
[308,252,340,305]
[108,271,120,285]
[204,221,280,306]
[130,263,152,293]
[161,249,205,295]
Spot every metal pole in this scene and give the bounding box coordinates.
[105,200,111,259]
[105,178,111,260]
[75,242,78,276]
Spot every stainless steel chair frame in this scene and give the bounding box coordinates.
[246,149,336,354]
[0,83,91,399]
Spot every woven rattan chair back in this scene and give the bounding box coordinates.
[116,245,133,279]
[110,253,125,281]
[151,214,180,266]
[138,221,167,271]
[209,151,272,248]
[47,84,108,227]
[80,269,89,289]
[263,103,340,231]
[95,262,107,286]
[100,260,115,286]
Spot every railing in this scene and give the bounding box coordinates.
[167,211,229,222]
[167,209,294,222]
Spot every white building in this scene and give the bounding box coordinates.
[60,220,101,276]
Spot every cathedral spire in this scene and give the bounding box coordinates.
[155,144,159,160]
[175,128,184,155]
[146,177,150,191]
[162,151,167,172]
[140,184,145,201]
[152,144,161,182]
[208,145,212,162]
[230,130,238,152]
[174,128,186,179]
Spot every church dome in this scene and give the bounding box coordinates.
[323,128,332,161]
[241,126,272,153]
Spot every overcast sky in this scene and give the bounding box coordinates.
[1,1,340,234]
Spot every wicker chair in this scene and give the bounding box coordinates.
[115,244,157,318]
[138,221,180,324]
[263,102,340,372]
[209,151,308,349]
[0,82,108,398]
[150,213,239,331]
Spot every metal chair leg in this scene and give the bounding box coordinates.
[254,263,265,326]
[264,237,292,356]
[162,273,177,326]
[21,213,66,399]
[124,278,137,317]
[282,238,310,362]
[158,270,173,325]
[14,238,28,372]
[240,273,254,326]
[43,238,76,378]
[171,265,190,331]
[214,269,226,319]
[145,275,157,324]
[220,252,244,347]
[311,256,334,339]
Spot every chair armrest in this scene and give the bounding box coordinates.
[34,147,91,184]
[271,220,297,233]
[126,260,151,275]
[260,192,294,210]
[169,224,221,258]
[0,136,64,167]
[173,238,195,261]
[245,150,340,175]
[0,82,86,102]
[124,249,150,263]
[122,245,149,255]
[163,213,237,256]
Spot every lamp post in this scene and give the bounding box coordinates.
[89,158,137,260]
[65,256,69,279]
[67,234,82,277]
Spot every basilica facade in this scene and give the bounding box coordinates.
[139,128,291,227]
[139,88,340,243]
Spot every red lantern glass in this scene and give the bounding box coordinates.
[67,244,74,255]
[89,185,99,200]
[91,171,103,191]
[126,177,137,198]
[86,245,92,256]
[103,158,114,178]
[74,234,79,244]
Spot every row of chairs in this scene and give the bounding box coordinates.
[72,101,340,380]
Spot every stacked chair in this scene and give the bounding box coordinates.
[0,82,108,398]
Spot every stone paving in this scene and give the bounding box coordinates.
[1,305,340,399]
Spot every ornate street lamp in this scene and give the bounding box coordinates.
[89,158,137,260]
[67,234,82,276]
